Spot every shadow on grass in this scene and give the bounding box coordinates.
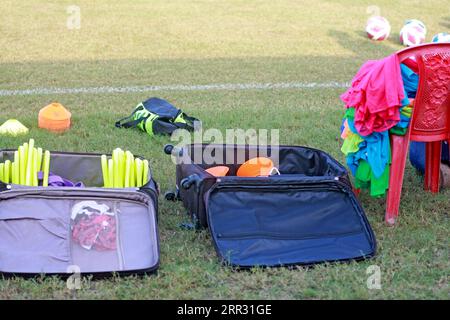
[330,29,399,57]
[0,49,402,91]
[439,16,450,29]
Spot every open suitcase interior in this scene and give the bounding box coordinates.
[0,151,159,276]
[169,144,376,268]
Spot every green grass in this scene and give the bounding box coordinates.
[0,0,449,299]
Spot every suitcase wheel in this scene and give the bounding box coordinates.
[164,190,176,201]
[181,174,200,190]
[163,144,174,155]
[180,178,191,189]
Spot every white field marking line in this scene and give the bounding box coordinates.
[0,81,350,97]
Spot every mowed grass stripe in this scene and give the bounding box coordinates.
[0,81,350,97]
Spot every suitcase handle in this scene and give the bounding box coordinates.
[180,174,201,190]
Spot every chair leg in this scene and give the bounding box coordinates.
[386,134,410,225]
[424,141,442,193]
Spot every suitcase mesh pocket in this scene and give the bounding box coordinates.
[70,200,124,272]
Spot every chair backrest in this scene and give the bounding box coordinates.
[397,43,450,142]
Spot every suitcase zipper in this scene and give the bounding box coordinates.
[207,180,351,197]
[210,177,349,191]
[113,201,125,271]
[216,229,363,240]
[0,186,151,204]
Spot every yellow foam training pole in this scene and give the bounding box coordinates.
[4,160,11,184]
[32,148,38,186]
[37,148,43,172]
[23,142,28,164]
[115,148,122,187]
[135,158,143,188]
[0,163,4,182]
[108,159,114,188]
[119,149,126,187]
[25,139,35,185]
[128,152,135,187]
[11,162,17,184]
[142,159,149,186]
[113,149,120,188]
[19,146,26,185]
[13,151,19,184]
[42,150,51,187]
[124,152,132,188]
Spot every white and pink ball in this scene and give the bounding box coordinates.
[366,16,391,41]
[400,19,427,47]
[432,32,450,43]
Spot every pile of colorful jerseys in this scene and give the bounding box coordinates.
[340,54,419,197]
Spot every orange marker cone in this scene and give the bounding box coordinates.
[38,102,71,132]
[237,157,274,177]
[205,166,229,177]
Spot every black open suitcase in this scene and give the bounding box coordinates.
[0,150,160,277]
[165,144,376,268]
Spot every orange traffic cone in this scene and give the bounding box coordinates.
[38,102,71,132]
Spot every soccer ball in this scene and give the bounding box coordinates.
[400,19,427,47]
[432,32,450,43]
[366,16,391,41]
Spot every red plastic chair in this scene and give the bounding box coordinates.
[385,43,450,225]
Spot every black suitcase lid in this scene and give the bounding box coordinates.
[206,176,376,268]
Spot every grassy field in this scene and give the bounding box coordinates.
[0,0,449,299]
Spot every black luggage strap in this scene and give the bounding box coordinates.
[115,107,149,129]
[172,112,198,131]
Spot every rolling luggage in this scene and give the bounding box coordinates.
[165,144,376,268]
[0,150,159,277]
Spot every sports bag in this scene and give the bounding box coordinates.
[115,97,199,136]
